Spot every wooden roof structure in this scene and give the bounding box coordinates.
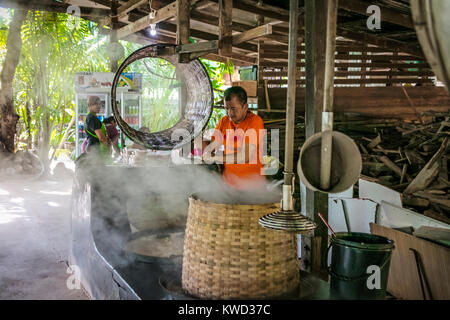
[1,0,449,118]
[1,0,425,63]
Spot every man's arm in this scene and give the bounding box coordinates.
[203,134,260,164]
[94,129,111,147]
[203,140,256,164]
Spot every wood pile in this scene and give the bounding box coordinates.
[262,111,450,223]
[355,112,450,223]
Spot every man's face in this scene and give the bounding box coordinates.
[89,103,101,113]
[225,96,248,124]
[92,103,102,113]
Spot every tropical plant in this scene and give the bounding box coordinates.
[4,10,112,171]
[0,10,233,167]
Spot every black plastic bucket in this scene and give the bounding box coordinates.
[329,232,394,300]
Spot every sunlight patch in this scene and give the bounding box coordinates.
[47,202,60,207]
[40,190,71,196]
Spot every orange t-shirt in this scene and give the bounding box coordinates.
[213,111,266,190]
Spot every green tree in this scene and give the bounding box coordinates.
[0,10,232,169]
[0,9,26,153]
[12,11,110,172]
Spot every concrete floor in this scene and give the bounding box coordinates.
[0,175,88,299]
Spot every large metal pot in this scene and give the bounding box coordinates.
[126,228,184,268]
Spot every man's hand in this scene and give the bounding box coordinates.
[202,143,257,165]
[223,143,257,164]
[95,129,111,147]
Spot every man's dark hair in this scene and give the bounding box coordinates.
[224,86,247,105]
[103,116,116,125]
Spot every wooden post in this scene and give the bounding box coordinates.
[110,0,119,73]
[311,236,322,275]
[320,0,338,190]
[257,6,265,110]
[177,0,190,63]
[218,0,233,57]
[389,49,398,87]
[303,0,330,280]
[284,0,299,193]
[361,47,367,87]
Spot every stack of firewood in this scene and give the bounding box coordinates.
[262,112,449,223]
[357,112,450,224]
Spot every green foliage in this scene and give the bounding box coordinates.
[200,58,233,129]
[0,11,232,158]
[6,11,112,157]
[122,56,180,132]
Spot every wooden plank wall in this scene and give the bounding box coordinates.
[371,223,450,300]
[257,40,436,109]
[258,86,450,118]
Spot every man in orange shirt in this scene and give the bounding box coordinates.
[203,86,266,190]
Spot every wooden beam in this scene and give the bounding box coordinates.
[135,22,255,64]
[231,0,290,22]
[219,0,421,58]
[264,78,434,85]
[337,27,424,58]
[190,10,249,33]
[257,7,266,109]
[176,0,190,45]
[191,10,291,36]
[110,0,119,73]
[232,24,273,45]
[263,87,450,117]
[157,21,258,52]
[339,0,414,29]
[124,31,175,45]
[117,0,147,19]
[259,52,428,61]
[117,1,178,40]
[203,52,256,65]
[218,0,233,56]
[178,40,218,53]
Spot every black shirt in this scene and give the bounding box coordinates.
[86,113,102,146]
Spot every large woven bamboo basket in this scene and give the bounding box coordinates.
[182,194,300,299]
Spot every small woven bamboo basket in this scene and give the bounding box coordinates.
[182,194,300,299]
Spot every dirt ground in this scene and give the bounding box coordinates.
[0,170,88,299]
